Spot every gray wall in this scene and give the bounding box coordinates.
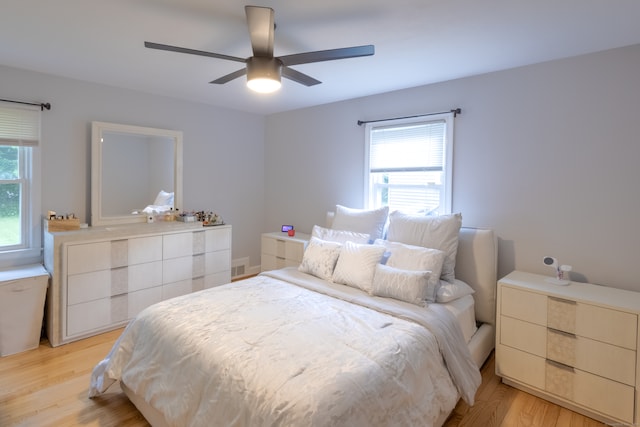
[3,43,639,289]
[0,64,266,269]
[265,44,640,291]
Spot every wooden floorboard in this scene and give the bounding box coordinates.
[1,330,607,426]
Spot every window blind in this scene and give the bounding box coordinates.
[369,120,445,173]
[0,102,40,147]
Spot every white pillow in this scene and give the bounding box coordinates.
[386,211,462,283]
[372,264,431,307]
[153,190,174,206]
[332,241,386,293]
[298,237,342,281]
[436,279,475,303]
[311,225,370,244]
[374,239,445,302]
[331,205,389,241]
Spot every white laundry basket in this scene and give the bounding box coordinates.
[0,264,49,357]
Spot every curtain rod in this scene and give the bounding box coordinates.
[357,108,461,126]
[0,98,51,111]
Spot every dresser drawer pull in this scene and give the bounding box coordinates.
[547,327,576,339]
[546,359,575,373]
[548,296,576,305]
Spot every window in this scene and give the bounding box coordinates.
[0,102,41,267]
[364,112,454,215]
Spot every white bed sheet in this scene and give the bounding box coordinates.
[441,294,477,344]
[90,269,480,427]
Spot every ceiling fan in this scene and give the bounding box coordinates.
[144,5,374,93]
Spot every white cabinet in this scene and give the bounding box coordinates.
[44,223,232,346]
[496,271,640,426]
[261,232,310,272]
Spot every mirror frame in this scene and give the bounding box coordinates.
[91,121,183,226]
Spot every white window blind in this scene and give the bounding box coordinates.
[369,121,445,173]
[0,102,40,147]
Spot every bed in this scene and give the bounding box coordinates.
[89,210,497,427]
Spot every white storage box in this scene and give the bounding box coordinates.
[0,264,49,357]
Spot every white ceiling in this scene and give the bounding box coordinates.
[3,0,640,115]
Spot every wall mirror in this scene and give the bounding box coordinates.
[91,121,183,226]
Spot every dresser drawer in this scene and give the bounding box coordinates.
[500,316,546,357]
[67,242,111,275]
[503,285,638,350]
[548,296,637,349]
[497,345,546,390]
[545,359,635,424]
[502,314,637,386]
[499,345,635,425]
[261,235,281,257]
[67,270,111,305]
[576,303,637,350]
[500,286,547,326]
[285,242,305,263]
[547,327,636,386]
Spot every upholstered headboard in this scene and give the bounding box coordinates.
[455,228,497,325]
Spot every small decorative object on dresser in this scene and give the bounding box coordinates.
[261,231,310,272]
[496,270,640,426]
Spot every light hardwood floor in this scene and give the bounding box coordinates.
[0,329,605,427]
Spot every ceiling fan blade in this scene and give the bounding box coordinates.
[279,45,374,66]
[245,6,275,57]
[282,67,321,87]
[210,68,247,84]
[144,41,246,63]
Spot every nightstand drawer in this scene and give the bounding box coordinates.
[547,328,636,385]
[499,345,635,425]
[501,286,547,326]
[497,345,546,390]
[261,235,280,256]
[576,303,637,350]
[545,360,634,424]
[500,316,546,357]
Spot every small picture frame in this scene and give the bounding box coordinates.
[281,225,294,232]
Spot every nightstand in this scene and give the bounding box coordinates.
[260,232,311,272]
[496,270,640,426]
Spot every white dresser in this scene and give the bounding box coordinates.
[44,222,231,346]
[260,232,310,272]
[496,270,640,425]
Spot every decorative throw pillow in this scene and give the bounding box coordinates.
[436,279,475,303]
[311,225,370,244]
[332,241,386,293]
[298,237,342,281]
[331,205,389,241]
[386,211,462,283]
[372,264,431,306]
[374,239,445,302]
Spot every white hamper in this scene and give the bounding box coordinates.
[0,264,49,357]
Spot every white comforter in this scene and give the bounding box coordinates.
[90,268,480,427]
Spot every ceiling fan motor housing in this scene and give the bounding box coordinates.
[246,57,283,82]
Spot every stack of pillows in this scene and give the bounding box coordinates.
[298,205,474,307]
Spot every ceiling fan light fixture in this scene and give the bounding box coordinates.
[246,57,282,93]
